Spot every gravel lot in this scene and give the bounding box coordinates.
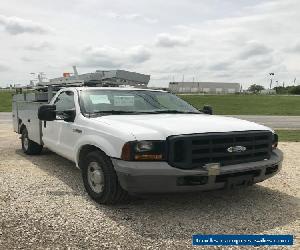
[0,124,299,249]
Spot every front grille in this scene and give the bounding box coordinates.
[167,131,273,169]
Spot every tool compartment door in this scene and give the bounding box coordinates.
[18,102,43,145]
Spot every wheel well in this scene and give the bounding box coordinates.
[78,145,104,169]
[20,124,26,134]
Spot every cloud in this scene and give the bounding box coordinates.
[238,41,273,60]
[106,12,157,24]
[24,41,53,51]
[0,0,299,88]
[21,56,36,62]
[127,45,151,63]
[208,61,233,71]
[0,62,9,72]
[151,61,203,74]
[284,42,300,53]
[78,45,151,68]
[155,33,191,47]
[0,14,51,35]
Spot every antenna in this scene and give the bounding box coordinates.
[73,66,79,77]
[37,72,46,84]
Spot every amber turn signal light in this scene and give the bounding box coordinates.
[134,154,163,161]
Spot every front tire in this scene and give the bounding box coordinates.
[81,151,128,204]
[21,127,43,155]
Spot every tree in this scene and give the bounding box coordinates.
[290,85,300,95]
[248,84,265,93]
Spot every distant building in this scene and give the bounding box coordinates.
[169,82,240,94]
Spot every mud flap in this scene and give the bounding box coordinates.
[226,175,254,189]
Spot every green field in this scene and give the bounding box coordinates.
[180,94,300,115]
[276,130,300,142]
[0,91,13,112]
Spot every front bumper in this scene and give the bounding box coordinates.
[112,149,283,194]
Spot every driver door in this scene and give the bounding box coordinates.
[42,90,76,159]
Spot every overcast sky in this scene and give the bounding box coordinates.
[0,0,299,88]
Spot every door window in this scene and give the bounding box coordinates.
[54,91,75,112]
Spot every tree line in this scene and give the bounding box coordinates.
[248,84,300,94]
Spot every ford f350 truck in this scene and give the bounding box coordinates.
[12,74,283,204]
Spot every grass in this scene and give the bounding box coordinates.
[276,130,300,142]
[0,91,13,112]
[180,94,300,115]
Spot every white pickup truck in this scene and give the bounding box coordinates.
[13,87,283,204]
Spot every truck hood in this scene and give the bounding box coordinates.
[93,114,272,140]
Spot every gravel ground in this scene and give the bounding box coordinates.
[0,124,299,249]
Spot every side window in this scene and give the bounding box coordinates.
[54,91,75,112]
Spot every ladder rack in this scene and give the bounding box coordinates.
[14,68,151,102]
[38,68,150,88]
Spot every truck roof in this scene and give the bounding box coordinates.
[72,87,167,92]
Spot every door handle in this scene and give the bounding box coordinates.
[72,128,82,134]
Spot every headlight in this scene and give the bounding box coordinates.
[121,140,166,161]
[135,141,154,152]
[272,133,278,149]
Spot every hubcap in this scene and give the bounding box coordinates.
[87,161,104,193]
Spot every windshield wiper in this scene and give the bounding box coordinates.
[86,110,201,117]
[151,110,201,114]
[86,110,156,117]
[91,110,139,115]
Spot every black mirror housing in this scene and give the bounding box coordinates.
[62,110,76,122]
[202,105,213,115]
[38,105,56,121]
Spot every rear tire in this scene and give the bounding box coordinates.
[21,127,43,155]
[81,151,129,204]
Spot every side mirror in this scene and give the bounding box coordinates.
[202,105,213,115]
[38,105,56,121]
[62,109,76,122]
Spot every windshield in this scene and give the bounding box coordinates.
[79,89,200,115]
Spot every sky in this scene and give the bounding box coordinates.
[0,0,299,88]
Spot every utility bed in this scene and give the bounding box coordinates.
[12,91,51,145]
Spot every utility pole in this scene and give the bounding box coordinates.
[269,72,274,89]
[30,73,36,86]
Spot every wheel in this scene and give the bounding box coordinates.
[21,127,43,155]
[81,151,129,204]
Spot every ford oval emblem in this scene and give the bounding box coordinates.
[227,145,247,153]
